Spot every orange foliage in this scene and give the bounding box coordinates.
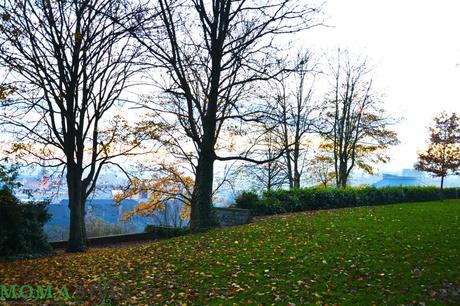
[115,164,194,222]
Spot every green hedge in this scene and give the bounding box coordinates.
[234,190,260,210]
[233,186,459,215]
[144,225,189,238]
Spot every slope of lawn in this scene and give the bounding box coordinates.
[1,200,459,305]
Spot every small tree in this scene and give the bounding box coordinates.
[114,163,193,227]
[308,144,335,187]
[415,112,460,190]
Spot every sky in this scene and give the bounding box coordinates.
[302,0,460,173]
[3,0,459,180]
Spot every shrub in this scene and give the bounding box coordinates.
[0,189,52,259]
[144,225,189,238]
[233,190,260,210]
[241,186,459,216]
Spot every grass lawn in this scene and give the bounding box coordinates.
[1,200,459,305]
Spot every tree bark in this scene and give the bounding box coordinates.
[190,143,218,232]
[293,145,301,189]
[339,161,348,188]
[66,169,87,252]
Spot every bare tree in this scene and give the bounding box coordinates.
[0,0,145,252]
[321,49,399,188]
[131,0,321,231]
[267,51,318,189]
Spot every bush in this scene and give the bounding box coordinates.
[144,225,189,238]
[239,186,458,216]
[0,189,52,259]
[233,190,260,210]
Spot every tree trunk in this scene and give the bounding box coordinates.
[267,162,273,191]
[339,162,348,188]
[293,146,300,189]
[293,167,300,189]
[439,175,446,201]
[293,171,300,189]
[286,150,294,189]
[66,170,87,252]
[190,141,218,232]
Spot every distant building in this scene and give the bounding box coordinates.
[372,173,424,188]
[402,168,425,179]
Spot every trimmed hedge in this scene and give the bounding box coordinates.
[234,186,459,215]
[234,190,260,210]
[144,225,190,238]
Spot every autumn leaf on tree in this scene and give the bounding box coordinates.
[115,163,193,222]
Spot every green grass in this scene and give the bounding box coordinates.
[1,200,459,305]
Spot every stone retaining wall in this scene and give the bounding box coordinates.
[214,207,251,227]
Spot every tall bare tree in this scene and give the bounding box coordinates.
[0,0,144,252]
[132,0,321,231]
[415,112,460,189]
[321,50,399,188]
[267,51,318,189]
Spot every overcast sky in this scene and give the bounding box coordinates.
[302,0,460,173]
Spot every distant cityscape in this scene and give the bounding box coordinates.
[349,168,460,188]
[12,167,460,242]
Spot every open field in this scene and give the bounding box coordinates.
[1,200,459,305]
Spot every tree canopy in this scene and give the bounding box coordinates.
[415,112,460,189]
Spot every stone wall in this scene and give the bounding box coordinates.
[214,207,251,227]
[49,231,160,249]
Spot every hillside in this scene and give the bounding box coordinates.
[1,201,459,305]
